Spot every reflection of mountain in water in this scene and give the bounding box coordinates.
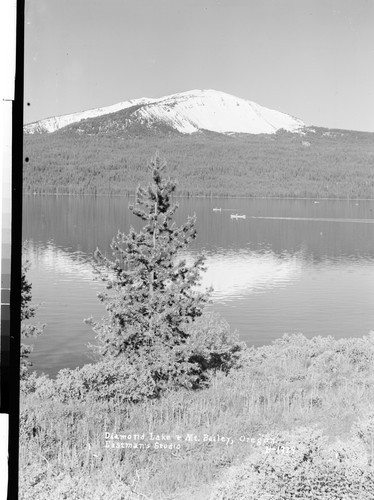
[22,235,374,378]
[24,242,304,302]
[24,241,99,283]
[198,251,303,301]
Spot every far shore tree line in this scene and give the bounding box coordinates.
[23,127,374,199]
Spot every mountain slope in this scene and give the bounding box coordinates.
[24,89,306,135]
[23,97,153,134]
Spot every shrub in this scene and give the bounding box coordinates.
[49,359,157,404]
[210,427,374,500]
[186,312,245,387]
[28,311,244,405]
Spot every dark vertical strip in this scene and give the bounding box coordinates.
[7,0,25,498]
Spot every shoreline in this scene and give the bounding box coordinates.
[23,192,374,201]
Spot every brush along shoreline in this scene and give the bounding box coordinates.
[20,332,374,500]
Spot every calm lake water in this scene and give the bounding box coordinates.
[22,195,374,377]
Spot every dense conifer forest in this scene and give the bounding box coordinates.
[23,126,374,198]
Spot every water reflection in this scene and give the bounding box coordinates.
[24,241,305,303]
[22,196,374,377]
[201,250,303,301]
[26,241,96,279]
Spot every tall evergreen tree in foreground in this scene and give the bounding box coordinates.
[89,154,213,395]
[21,261,45,380]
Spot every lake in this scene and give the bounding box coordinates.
[22,195,374,377]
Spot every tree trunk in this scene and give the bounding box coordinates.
[150,199,157,296]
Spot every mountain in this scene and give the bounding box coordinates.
[23,97,152,134]
[24,89,306,136]
[23,89,374,199]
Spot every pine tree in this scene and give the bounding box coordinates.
[21,261,45,379]
[89,153,211,395]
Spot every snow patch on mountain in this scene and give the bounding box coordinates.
[134,90,305,134]
[24,89,306,135]
[23,97,153,134]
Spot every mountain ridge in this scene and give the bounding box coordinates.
[24,89,306,136]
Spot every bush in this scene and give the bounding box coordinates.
[186,312,245,387]
[210,427,374,500]
[27,312,244,405]
[48,359,157,404]
[20,371,54,398]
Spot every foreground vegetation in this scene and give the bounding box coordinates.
[20,332,374,499]
[23,126,374,198]
[20,157,374,498]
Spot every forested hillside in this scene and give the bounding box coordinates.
[23,126,374,198]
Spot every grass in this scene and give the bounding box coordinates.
[20,332,374,499]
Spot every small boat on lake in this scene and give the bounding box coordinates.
[213,208,222,212]
[230,213,246,219]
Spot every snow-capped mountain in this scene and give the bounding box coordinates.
[24,89,306,135]
[23,97,152,134]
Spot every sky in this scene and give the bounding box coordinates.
[24,0,374,132]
